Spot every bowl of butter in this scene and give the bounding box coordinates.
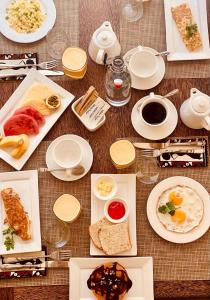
[93,175,117,201]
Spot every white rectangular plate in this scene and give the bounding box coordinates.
[69,257,154,300]
[164,0,210,61]
[0,170,41,255]
[0,69,75,170]
[90,174,137,256]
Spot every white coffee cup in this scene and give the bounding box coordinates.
[138,93,169,127]
[53,139,82,169]
[129,46,158,79]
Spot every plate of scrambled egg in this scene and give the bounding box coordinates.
[0,0,56,43]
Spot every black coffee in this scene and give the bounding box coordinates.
[142,102,167,125]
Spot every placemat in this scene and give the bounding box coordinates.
[0,0,79,81]
[0,140,209,287]
[120,0,210,78]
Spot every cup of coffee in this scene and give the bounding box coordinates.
[53,139,82,169]
[138,93,169,127]
[129,46,158,79]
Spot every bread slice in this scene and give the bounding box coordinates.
[89,217,112,249]
[99,222,131,255]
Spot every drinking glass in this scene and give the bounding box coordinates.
[136,156,159,184]
[121,0,144,22]
[46,28,69,60]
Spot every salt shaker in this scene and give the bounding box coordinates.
[105,56,131,107]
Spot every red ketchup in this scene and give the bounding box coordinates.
[108,200,126,220]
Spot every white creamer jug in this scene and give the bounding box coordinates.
[88,21,121,65]
[180,88,210,130]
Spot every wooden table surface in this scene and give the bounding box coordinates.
[1,0,210,299]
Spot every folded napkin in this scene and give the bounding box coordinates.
[157,136,208,168]
[0,53,38,81]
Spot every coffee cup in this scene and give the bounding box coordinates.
[129,46,158,79]
[138,93,169,127]
[53,139,82,169]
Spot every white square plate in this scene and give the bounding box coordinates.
[0,170,41,255]
[90,174,137,256]
[0,69,75,170]
[164,0,210,61]
[69,257,154,300]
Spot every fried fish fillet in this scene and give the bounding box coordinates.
[1,188,31,240]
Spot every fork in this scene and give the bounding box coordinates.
[139,148,205,157]
[0,60,59,70]
[2,249,72,264]
[134,140,204,150]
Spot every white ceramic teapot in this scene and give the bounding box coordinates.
[88,21,121,65]
[180,88,210,130]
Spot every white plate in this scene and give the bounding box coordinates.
[131,96,178,140]
[123,47,165,90]
[147,176,210,243]
[69,257,154,300]
[46,134,93,181]
[90,174,137,256]
[0,69,75,170]
[164,0,210,61]
[0,0,56,43]
[0,170,41,255]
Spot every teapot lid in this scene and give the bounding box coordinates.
[96,30,115,47]
[192,95,210,113]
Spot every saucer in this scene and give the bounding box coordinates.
[46,134,93,181]
[131,97,178,140]
[123,46,165,90]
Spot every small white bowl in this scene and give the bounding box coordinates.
[93,175,117,201]
[104,198,129,224]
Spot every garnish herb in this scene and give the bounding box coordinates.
[3,226,16,251]
[158,201,176,216]
[186,23,198,39]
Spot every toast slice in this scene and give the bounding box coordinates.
[99,221,131,255]
[89,217,112,249]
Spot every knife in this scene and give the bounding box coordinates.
[0,260,69,270]
[0,69,64,78]
[133,141,204,150]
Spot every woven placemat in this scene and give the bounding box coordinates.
[0,139,210,287]
[120,0,210,78]
[0,0,79,81]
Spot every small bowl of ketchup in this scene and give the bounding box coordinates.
[104,198,129,223]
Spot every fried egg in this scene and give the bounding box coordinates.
[157,185,204,233]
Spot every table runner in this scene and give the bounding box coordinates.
[0,0,79,81]
[0,139,209,287]
[120,0,210,78]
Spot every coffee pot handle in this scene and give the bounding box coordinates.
[202,115,210,130]
[96,49,105,64]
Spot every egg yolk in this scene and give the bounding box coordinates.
[169,192,183,205]
[171,210,186,223]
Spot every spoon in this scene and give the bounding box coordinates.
[161,89,179,99]
[155,50,170,57]
[39,165,85,176]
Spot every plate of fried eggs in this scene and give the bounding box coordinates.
[147,176,210,243]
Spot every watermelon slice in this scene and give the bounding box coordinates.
[14,106,45,126]
[4,114,39,136]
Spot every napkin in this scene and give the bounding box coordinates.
[157,136,208,168]
[0,53,38,81]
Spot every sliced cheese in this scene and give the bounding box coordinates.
[53,194,81,223]
[110,140,135,169]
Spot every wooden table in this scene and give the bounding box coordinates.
[1,1,210,299]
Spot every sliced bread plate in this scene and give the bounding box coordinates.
[164,0,210,61]
[0,170,41,255]
[70,257,154,300]
[0,69,75,170]
[147,176,210,243]
[90,174,137,256]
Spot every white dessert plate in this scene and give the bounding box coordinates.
[69,257,154,300]
[0,69,75,170]
[0,170,41,255]
[164,0,210,61]
[147,176,210,243]
[90,174,137,256]
[46,134,93,182]
[0,0,56,43]
[123,46,165,90]
[131,96,178,140]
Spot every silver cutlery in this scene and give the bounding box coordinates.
[133,140,204,150]
[155,51,170,57]
[139,147,205,158]
[0,69,64,78]
[0,260,69,270]
[39,165,85,176]
[2,249,72,264]
[0,60,59,70]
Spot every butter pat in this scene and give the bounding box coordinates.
[110,140,136,169]
[53,194,81,223]
[97,180,113,196]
